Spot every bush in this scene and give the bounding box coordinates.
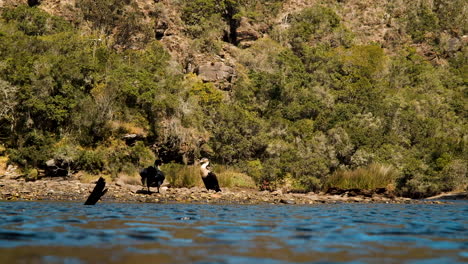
[76,149,105,174]
[128,141,155,168]
[406,5,440,43]
[440,159,468,192]
[7,131,55,168]
[2,5,71,36]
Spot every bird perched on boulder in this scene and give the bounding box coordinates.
[199,158,221,192]
[140,160,165,193]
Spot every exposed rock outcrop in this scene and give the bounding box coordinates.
[236,17,261,48]
[195,61,236,90]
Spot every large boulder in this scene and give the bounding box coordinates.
[196,61,235,90]
[45,159,69,177]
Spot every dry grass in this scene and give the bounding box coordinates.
[75,162,257,189]
[0,144,7,176]
[76,171,113,183]
[163,163,256,189]
[109,120,147,135]
[116,172,141,185]
[163,164,203,188]
[325,163,398,190]
[0,156,8,176]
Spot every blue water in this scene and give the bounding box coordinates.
[0,201,467,264]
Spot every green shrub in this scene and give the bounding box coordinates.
[1,5,71,36]
[406,5,440,43]
[7,131,55,168]
[440,159,468,192]
[76,149,105,174]
[244,159,264,185]
[128,141,155,168]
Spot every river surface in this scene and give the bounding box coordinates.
[0,201,466,264]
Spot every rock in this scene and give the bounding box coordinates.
[236,17,261,48]
[211,194,221,199]
[122,133,146,146]
[196,62,235,86]
[280,199,295,205]
[44,159,69,177]
[0,176,440,205]
[115,180,124,187]
[447,37,461,52]
[272,190,283,196]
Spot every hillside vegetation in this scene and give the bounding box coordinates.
[0,0,466,197]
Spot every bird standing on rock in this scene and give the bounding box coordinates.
[140,160,165,193]
[199,158,221,192]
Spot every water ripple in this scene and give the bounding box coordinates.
[0,201,466,263]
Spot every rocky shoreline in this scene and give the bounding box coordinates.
[0,178,450,205]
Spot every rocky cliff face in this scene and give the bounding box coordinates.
[1,0,465,88]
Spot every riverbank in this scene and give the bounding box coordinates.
[0,178,450,205]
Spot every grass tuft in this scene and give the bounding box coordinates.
[214,166,256,189]
[0,155,8,176]
[162,163,256,189]
[325,163,398,190]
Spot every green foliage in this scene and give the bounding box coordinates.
[1,5,71,36]
[440,159,468,192]
[0,3,466,199]
[7,131,56,168]
[406,4,440,43]
[284,6,353,53]
[288,6,340,42]
[433,0,467,34]
[244,159,264,184]
[181,0,226,26]
[77,0,152,49]
[189,79,223,107]
[76,0,127,34]
[209,104,267,163]
[76,149,105,174]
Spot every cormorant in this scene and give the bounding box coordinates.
[199,158,221,192]
[140,160,165,193]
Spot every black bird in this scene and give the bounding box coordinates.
[199,158,221,192]
[140,160,165,193]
